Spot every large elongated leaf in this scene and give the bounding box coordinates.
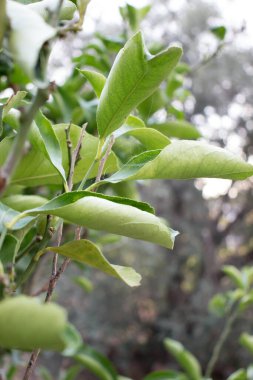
[2,194,48,212]
[0,296,79,352]
[97,32,182,138]
[9,191,178,249]
[0,124,118,187]
[164,339,202,380]
[149,120,201,140]
[105,140,253,183]
[31,112,67,186]
[6,1,56,77]
[38,239,141,287]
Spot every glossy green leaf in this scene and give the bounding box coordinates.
[2,91,27,119]
[9,191,178,249]
[0,124,118,187]
[38,239,142,287]
[149,120,201,140]
[0,296,77,351]
[97,31,182,138]
[2,194,48,212]
[223,266,245,289]
[75,346,118,380]
[79,69,106,98]
[6,1,56,77]
[164,339,202,380]
[32,111,67,186]
[144,370,188,380]
[226,369,247,380]
[105,141,253,184]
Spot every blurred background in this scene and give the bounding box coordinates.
[9,0,253,378]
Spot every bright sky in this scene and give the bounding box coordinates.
[86,0,253,44]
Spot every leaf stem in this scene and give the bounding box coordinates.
[67,123,87,191]
[205,304,240,378]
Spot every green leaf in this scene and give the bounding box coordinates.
[38,239,142,287]
[223,266,245,289]
[3,195,48,212]
[32,111,67,186]
[9,191,178,249]
[226,369,247,380]
[75,346,118,380]
[211,26,227,40]
[164,339,202,380]
[79,69,106,98]
[0,124,119,187]
[6,1,56,77]
[149,120,201,140]
[208,294,228,317]
[0,202,34,233]
[138,89,166,119]
[144,370,188,380]
[74,276,94,293]
[114,119,170,150]
[2,91,27,119]
[0,296,77,352]
[105,141,253,183]
[61,365,82,380]
[97,31,182,138]
[0,233,19,264]
[240,333,253,355]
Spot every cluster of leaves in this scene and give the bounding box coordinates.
[0,0,252,378]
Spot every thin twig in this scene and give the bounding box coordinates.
[88,135,115,192]
[205,305,240,378]
[22,350,41,380]
[44,222,63,303]
[68,123,87,190]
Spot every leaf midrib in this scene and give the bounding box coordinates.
[99,62,149,137]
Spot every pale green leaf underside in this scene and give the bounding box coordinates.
[39,239,141,287]
[106,140,253,183]
[97,31,182,138]
[10,191,177,249]
[0,296,70,351]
